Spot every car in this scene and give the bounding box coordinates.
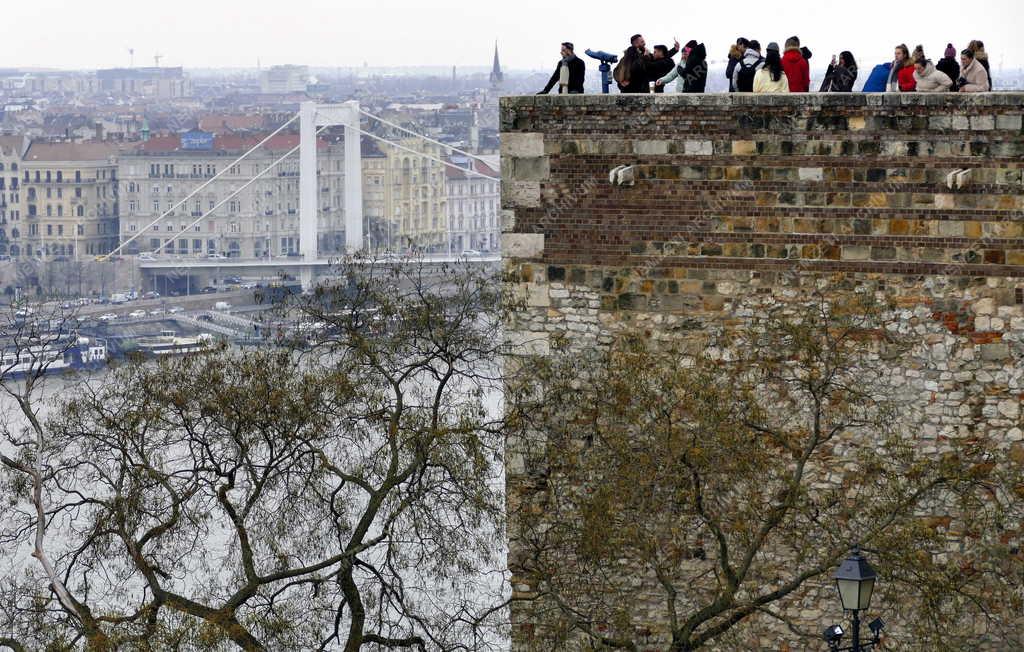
[138,253,157,261]
[98,313,118,321]
[148,308,165,316]
[461,249,481,257]
[143,291,160,300]
[128,310,147,319]
[241,282,258,289]
[223,276,242,284]
[197,314,214,322]
[167,306,184,314]
[200,286,218,294]
[207,252,226,259]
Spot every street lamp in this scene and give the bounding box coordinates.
[823,546,884,651]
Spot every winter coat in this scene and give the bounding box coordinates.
[732,48,764,92]
[888,61,916,91]
[753,68,790,93]
[819,62,858,91]
[618,46,678,93]
[936,57,960,89]
[540,56,586,94]
[975,51,993,89]
[647,55,677,94]
[913,62,953,92]
[863,62,892,92]
[679,43,707,92]
[726,43,745,91]
[959,58,990,92]
[780,47,810,92]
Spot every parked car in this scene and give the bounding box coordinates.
[223,276,242,284]
[98,313,118,321]
[461,249,481,257]
[143,291,160,300]
[197,314,214,322]
[200,286,217,294]
[128,309,147,319]
[167,306,184,314]
[138,253,157,261]
[214,301,231,311]
[207,252,226,259]
[148,308,165,316]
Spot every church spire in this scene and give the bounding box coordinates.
[489,41,504,89]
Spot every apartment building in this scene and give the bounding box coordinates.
[444,155,499,253]
[118,130,346,258]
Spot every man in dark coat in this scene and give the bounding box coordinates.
[539,42,586,94]
[618,34,679,93]
[648,45,677,93]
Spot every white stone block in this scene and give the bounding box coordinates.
[684,140,714,156]
[798,167,824,181]
[501,233,545,259]
[500,132,545,158]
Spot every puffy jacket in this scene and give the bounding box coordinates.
[863,62,892,92]
[780,47,810,92]
[959,58,990,92]
[753,68,789,93]
[889,62,916,91]
[732,48,764,91]
[913,62,952,92]
[725,43,745,91]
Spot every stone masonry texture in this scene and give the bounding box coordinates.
[501,93,1024,651]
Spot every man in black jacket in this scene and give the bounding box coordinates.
[648,45,676,93]
[539,42,586,94]
[618,34,679,93]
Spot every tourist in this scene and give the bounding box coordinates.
[732,40,764,92]
[968,40,993,89]
[958,49,991,92]
[781,36,811,92]
[862,61,893,91]
[726,38,750,92]
[753,43,789,93]
[648,45,678,94]
[913,59,953,92]
[912,44,926,64]
[615,34,679,93]
[819,51,858,92]
[936,44,961,90]
[887,44,916,91]
[539,42,586,94]
[656,41,708,93]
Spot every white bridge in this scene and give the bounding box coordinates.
[105,101,499,290]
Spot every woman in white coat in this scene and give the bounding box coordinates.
[913,59,953,92]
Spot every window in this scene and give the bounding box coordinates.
[76,206,84,217]
[153,200,159,212]
[46,205,52,217]
[46,224,52,235]
[75,171,81,182]
[57,225,63,236]
[75,187,82,198]
[57,206,63,217]
[77,225,84,236]
[129,223,137,232]
[45,171,51,182]
[56,171,62,183]
[57,188,62,199]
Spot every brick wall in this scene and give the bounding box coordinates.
[501,93,1024,650]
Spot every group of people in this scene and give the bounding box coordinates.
[538,36,993,94]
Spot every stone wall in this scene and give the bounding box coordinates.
[500,93,1024,650]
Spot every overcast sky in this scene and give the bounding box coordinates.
[4,0,1022,71]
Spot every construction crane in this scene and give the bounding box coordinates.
[127,47,134,67]
[153,53,163,67]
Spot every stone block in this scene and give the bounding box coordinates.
[929,116,952,130]
[505,330,550,356]
[512,157,550,182]
[501,209,516,232]
[847,116,866,130]
[684,140,714,155]
[731,140,757,155]
[502,233,545,259]
[501,132,544,158]
[633,140,670,155]
[951,115,969,130]
[798,167,824,181]
[841,245,871,261]
[503,181,541,208]
[970,115,995,131]
[980,343,1010,361]
[996,114,1023,131]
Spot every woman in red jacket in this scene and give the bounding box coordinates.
[781,36,811,91]
[887,44,917,91]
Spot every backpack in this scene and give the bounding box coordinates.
[612,60,627,85]
[735,57,763,92]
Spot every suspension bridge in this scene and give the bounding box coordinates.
[101,101,501,290]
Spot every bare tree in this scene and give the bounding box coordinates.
[0,259,510,650]
[507,293,1022,651]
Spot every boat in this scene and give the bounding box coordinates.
[0,336,107,378]
[131,330,215,357]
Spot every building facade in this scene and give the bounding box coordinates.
[260,65,309,95]
[445,155,499,252]
[96,67,191,99]
[361,138,448,252]
[0,135,29,256]
[118,131,347,258]
[18,142,120,258]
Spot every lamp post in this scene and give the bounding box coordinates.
[823,545,885,651]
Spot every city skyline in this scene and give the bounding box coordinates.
[3,0,1023,71]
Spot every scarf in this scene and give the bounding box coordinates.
[559,55,574,90]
